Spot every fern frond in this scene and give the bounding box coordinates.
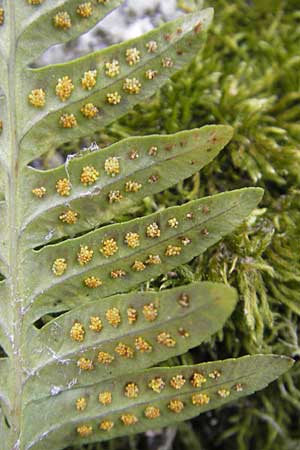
[0,2,293,449]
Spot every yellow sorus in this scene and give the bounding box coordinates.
[77,2,93,17]
[100,238,118,257]
[124,382,139,398]
[165,245,182,257]
[105,60,120,78]
[192,393,210,406]
[145,69,158,80]
[157,332,176,347]
[106,92,121,105]
[132,260,146,272]
[178,292,190,307]
[32,186,46,198]
[97,351,114,365]
[124,232,140,249]
[52,258,67,276]
[54,11,72,30]
[28,0,44,4]
[125,180,142,193]
[146,222,161,238]
[148,377,165,393]
[162,57,174,68]
[105,307,121,328]
[150,171,160,183]
[77,245,93,266]
[168,399,184,413]
[148,146,158,156]
[168,217,179,228]
[178,327,190,338]
[77,357,94,371]
[81,70,97,90]
[181,236,191,246]
[104,156,120,177]
[146,254,161,265]
[143,303,158,321]
[146,40,158,53]
[81,103,99,119]
[144,406,160,419]
[125,48,141,65]
[84,277,103,288]
[89,316,102,332]
[170,374,186,390]
[123,78,141,94]
[28,89,46,108]
[59,209,78,224]
[110,269,126,279]
[77,425,92,437]
[80,166,99,186]
[127,307,137,324]
[235,383,244,392]
[76,397,87,411]
[99,420,114,431]
[120,414,138,426]
[108,190,123,203]
[55,76,74,101]
[70,322,85,342]
[208,370,221,379]
[59,113,77,128]
[190,372,207,388]
[0,8,4,25]
[129,149,139,160]
[56,178,71,196]
[217,389,230,398]
[134,336,152,353]
[98,391,112,405]
[115,342,134,359]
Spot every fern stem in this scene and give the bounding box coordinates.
[7,3,22,449]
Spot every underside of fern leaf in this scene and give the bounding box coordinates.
[0,2,293,450]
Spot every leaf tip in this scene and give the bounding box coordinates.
[240,186,264,207]
[201,7,214,29]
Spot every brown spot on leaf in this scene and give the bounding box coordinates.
[194,22,202,34]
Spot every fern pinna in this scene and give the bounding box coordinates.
[0,2,292,450]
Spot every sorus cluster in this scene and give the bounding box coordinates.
[69,300,161,343]
[29,24,180,132]
[75,366,241,437]
[50,201,201,286]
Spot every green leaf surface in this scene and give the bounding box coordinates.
[21,125,233,247]
[25,187,263,321]
[22,355,293,450]
[19,8,213,163]
[24,282,237,401]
